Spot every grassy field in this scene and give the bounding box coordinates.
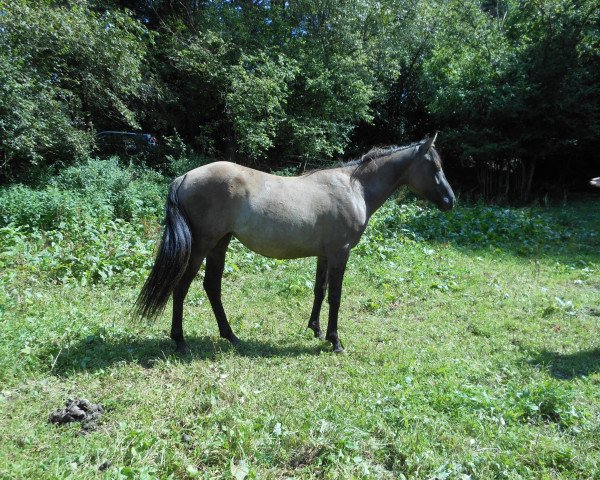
[1,189,599,478]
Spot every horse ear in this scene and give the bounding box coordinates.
[419,132,438,155]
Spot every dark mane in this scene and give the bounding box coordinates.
[301,141,429,176]
[344,142,422,167]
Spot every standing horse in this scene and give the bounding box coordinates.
[135,135,455,353]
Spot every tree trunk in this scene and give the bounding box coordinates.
[522,159,537,203]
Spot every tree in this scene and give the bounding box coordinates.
[420,0,600,200]
[1,0,598,198]
[0,0,150,178]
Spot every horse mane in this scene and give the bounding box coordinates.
[344,142,423,167]
[301,141,435,176]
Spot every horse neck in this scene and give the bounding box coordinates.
[351,148,416,217]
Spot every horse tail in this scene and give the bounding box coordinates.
[134,176,192,319]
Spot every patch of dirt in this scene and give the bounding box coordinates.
[48,398,103,431]
[288,445,325,468]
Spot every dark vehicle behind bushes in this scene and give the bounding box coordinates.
[96,132,157,156]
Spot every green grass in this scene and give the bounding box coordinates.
[1,194,599,479]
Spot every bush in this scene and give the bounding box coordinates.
[0,158,167,286]
[0,159,581,287]
[53,158,166,221]
[31,219,156,285]
[402,203,565,248]
[0,218,156,286]
[0,185,101,231]
[0,158,166,231]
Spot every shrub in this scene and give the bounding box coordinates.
[0,158,166,231]
[0,158,166,285]
[53,158,166,221]
[33,219,157,286]
[0,184,102,231]
[402,202,564,248]
[0,218,156,286]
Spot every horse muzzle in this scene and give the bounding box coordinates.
[438,195,455,212]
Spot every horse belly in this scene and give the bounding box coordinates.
[233,208,322,259]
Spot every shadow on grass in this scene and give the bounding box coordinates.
[528,348,600,380]
[46,334,329,377]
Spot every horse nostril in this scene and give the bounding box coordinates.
[441,196,454,211]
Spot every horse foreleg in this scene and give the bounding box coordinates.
[307,256,328,338]
[204,234,238,344]
[171,252,204,353]
[325,252,349,353]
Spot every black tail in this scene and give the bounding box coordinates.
[134,176,192,319]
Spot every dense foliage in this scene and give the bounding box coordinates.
[1,0,598,199]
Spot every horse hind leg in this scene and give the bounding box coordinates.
[203,234,238,344]
[171,251,205,353]
[307,256,327,339]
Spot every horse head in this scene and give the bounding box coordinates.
[407,134,455,212]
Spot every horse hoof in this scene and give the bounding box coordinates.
[333,345,345,354]
[175,342,191,355]
[311,328,323,339]
[228,335,240,345]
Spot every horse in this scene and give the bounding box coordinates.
[135,135,455,353]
